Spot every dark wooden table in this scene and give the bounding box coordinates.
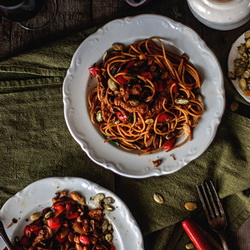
[0,0,249,249]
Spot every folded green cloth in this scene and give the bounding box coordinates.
[0,26,249,249]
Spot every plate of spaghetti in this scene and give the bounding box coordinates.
[63,14,225,178]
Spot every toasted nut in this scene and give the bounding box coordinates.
[197,94,203,103]
[230,100,239,112]
[70,191,81,201]
[29,212,41,221]
[184,202,197,211]
[153,193,164,204]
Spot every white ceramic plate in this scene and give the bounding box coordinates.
[63,14,225,178]
[228,31,250,103]
[0,177,144,250]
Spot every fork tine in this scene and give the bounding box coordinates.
[205,181,221,218]
[196,184,212,220]
[209,180,225,217]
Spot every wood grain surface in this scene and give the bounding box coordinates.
[0,0,249,249]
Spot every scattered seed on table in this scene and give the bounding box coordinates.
[153,193,164,204]
[186,242,195,249]
[184,202,197,211]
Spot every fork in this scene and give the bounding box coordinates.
[0,220,15,250]
[196,181,230,250]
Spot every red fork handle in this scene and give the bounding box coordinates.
[182,218,214,250]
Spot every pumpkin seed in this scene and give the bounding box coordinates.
[102,219,109,232]
[105,233,113,242]
[104,204,115,211]
[145,118,154,124]
[29,212,41,221]
[108,78,118,91]
[44,211,53,219]
[184,202,197,211]
[153,193,164,204]
[128,99,140,107]
[185,242,195,249]
[239,78,247,90]
[175,98,189,105]
[96,110,103,122]
[93,193,105,203]
[112,43,123,51]
[103,196,115,205]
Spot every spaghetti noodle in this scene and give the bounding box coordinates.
[88,37,204,155]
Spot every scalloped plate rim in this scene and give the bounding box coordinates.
[63,14,225,178]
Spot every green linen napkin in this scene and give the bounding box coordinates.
[0,26,250,249]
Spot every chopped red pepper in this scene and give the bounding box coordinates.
[158,113,173,123]
[79,235,91,245]
[19,236,30,247]
[47,217,61,229]
[24,225,32,238]
[141,71,153,80]
[162,138,176,152]
[116,70,133,84]
[110,243,116,250]
[29,224,42,232]
[125,60,135,69]
[116,112,127,122]
[168,79,178,93]
[55,233,66,243]
[88,66,100,77]
[153,80,164,92]
[66,211,79,220]
[53,204,65,212]
[116,75,128,84]
[182,218,213,250]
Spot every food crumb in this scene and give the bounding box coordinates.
[152,159,162,167]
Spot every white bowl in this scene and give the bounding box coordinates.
[187,0,250,30]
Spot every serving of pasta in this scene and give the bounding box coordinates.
[88,37,204,155]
